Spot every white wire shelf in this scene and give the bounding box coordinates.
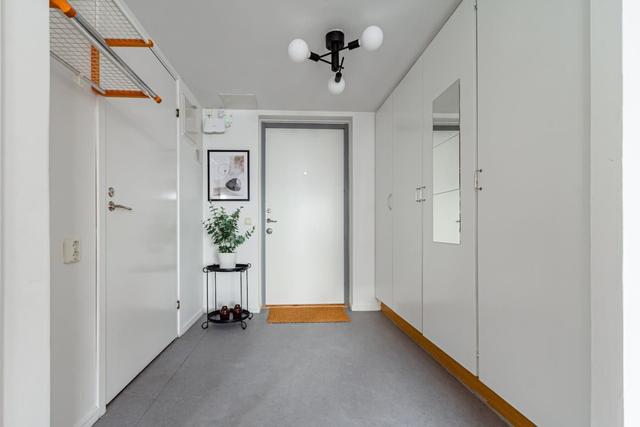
[50,0,161,102]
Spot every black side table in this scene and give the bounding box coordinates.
[201,263,253,330]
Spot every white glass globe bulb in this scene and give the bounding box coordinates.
[361,25,384,51]
[328,76,345,95]
[288,38,310,63]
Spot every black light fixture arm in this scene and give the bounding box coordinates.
[307,30,359,72]
[316,40,360,59]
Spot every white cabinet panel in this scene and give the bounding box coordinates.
[477,0,590,425]
[375,96,394,306]
[392,60,424,330]
[421,0,478,374]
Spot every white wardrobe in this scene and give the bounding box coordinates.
[375,0,590,425]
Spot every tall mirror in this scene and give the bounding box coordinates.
[432,80,461,244]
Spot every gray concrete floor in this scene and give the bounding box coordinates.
[95,311,506,427]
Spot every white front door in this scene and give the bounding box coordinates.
[264,126,345,305]
[103,49,178,401]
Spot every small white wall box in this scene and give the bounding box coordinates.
[202,109,233,134]
[63,238,81,264]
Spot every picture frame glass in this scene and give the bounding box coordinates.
[207,150,250,201]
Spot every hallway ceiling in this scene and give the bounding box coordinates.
[124,0,461,111]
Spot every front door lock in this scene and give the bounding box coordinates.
[266,228,273,234]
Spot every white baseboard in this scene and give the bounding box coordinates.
[350,301,381,311]
[75,406,102,427]
[180,309,204,336]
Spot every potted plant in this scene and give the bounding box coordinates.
[203,204,255,269]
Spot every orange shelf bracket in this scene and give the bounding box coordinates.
[90,46,100,87]
[105,38,154,48]
[93,90,162,103]
[50,0,76,17]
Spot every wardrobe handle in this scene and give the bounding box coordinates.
[418,186,427,202]
[387,193,392,211]
[416,186,427,203]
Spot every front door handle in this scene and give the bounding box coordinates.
[108,201,133,212]
[266,218,278,223]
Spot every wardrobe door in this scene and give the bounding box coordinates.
[421,0,478,374]
[392,60,424,330]
[375,96,394,306]
[477,0,590,425]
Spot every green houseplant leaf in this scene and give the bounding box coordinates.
[203,204,255,253]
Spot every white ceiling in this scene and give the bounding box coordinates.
[124,0,460,112]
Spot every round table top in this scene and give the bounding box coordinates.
[203,263,251,273]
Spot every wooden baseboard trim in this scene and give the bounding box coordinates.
[380,303,535,427]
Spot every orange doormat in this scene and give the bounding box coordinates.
[267,305,351,324]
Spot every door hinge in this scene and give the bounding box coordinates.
[176,300,180,310]
[176,108,180,118]
[474,169,483,191]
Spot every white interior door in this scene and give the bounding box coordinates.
[104,49,178,402]
[265,127,345,305]
[421,0,478,374]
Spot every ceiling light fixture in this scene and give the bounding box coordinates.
[288,25,384,95]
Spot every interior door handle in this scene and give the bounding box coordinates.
[108,201,133,212]
[266,218,278,223]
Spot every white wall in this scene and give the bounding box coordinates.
[623,1,640,425]
[178,83,204,335]
[202,110,377,313]
[50,61,100,427]
[1,1,51,426]
[590,0,624,425]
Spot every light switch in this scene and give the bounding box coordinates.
[63,238,80,264]
[244,217,253,226]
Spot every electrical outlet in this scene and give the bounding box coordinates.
[63,238,80,264]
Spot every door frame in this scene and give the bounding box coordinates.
[261,122,350,306]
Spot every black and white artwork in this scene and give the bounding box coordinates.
[207,150,250,201]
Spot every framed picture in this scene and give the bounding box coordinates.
[207,150,250,201]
